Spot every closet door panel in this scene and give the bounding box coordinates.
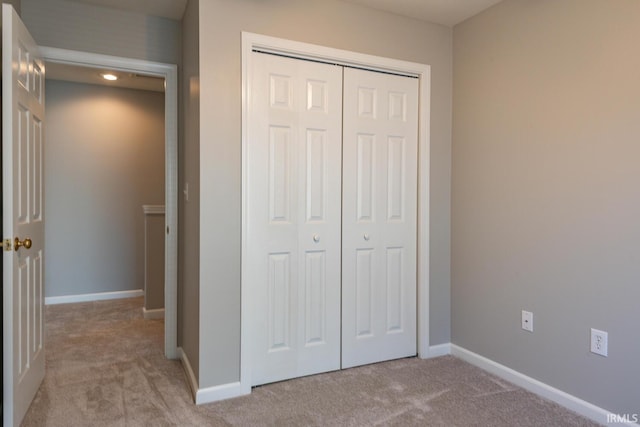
[248,53,342,386]
[342,68,419,369]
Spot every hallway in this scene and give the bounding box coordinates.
[22,298,191,426]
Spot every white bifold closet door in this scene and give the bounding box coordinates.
[341,68,419,368]
[248,52,419,385]
[248,52,343,386]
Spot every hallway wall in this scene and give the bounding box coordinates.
[21,0,180,64]
[45,80,165,298]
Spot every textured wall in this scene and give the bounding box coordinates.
[21,0,180,64]
[452,0,640,415]
[45,81,165,298]
[197,0,452,388]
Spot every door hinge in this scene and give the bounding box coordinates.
[3,239,14,251]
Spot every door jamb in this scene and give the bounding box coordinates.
[39,47,179,359]
[240,32,431,396]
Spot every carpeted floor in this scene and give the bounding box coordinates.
[22,297,600,426]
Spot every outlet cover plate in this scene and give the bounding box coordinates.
[521,310,533,332]
[590,328,608,357]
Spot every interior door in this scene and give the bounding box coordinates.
[2,4,46,426]
[248,52,343,385]
[341,67,419,369]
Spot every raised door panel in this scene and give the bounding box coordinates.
[17,258,29,379]
[268,126,293,223]
[17,105,29,224]
[385,247,404,333]
[355,249,374,337]
[305,129,327,222]
[248,52,342,386]
[304,251,326,345]
[342,67,419,369]
[267,253,292,352]
[386,136,406,221]
[356,134,376,222]
[31,117,44,222]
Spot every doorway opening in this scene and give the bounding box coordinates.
[41,47,178,359]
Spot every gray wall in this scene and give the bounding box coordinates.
[21,0,181,64]
[180,0,200,378]
[144,211,165,310]
[452,0,640,415]
[197,0,452,388]
[45,80,165,297]
[3,0,21,15]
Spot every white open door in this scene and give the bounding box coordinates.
[2,4,46,426]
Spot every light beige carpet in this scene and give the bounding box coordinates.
[22,297,599,426]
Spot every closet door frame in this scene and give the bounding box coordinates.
[241,32,431,395]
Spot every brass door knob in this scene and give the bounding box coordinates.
[14,237,32,251]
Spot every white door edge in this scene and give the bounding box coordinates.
[241,32,431,394]
[39,46,179,359]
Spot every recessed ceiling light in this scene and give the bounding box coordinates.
[101,73,118,81]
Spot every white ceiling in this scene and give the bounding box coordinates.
[68,0,502,26]
[341,0,504,26]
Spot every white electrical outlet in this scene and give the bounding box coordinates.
[521,310,533,332]
[590,328,608,357]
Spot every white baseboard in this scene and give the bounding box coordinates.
[178,347,199,402]
[142,307,165,319]
[45,289,143,305]
[451,344,638,427]
[427,343,451,358]
[196,380,246,405]
[178,347,249,405]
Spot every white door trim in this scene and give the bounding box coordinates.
[39,47,179,359]
[241,32,431,395]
